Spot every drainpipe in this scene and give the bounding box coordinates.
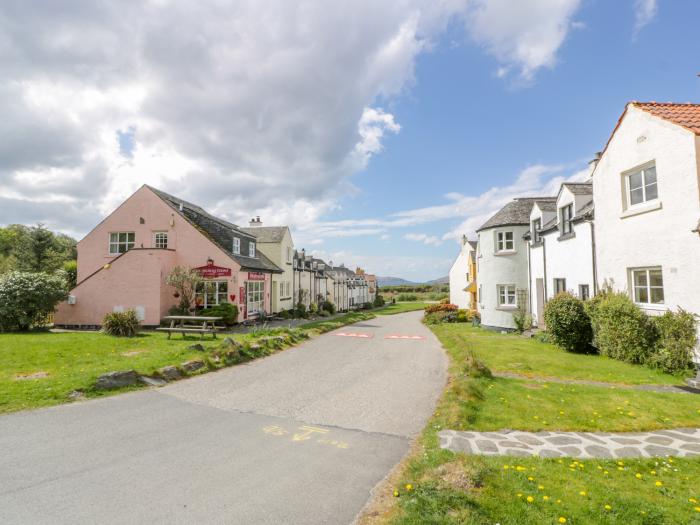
[590,220,598,295]
[542,237,548,303]
[527,238,532,316]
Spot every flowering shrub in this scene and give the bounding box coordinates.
[424,310,457,324]
[425,303,458,314]
[0,271,69,331]
[649,309,697,374]
[102,309,141,337]
[543,293,593,353]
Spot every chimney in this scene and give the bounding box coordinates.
[588,151,602,174]
[248,216,263,227]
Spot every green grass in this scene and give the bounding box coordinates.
[375,302,429,315]
[381,322,700,525]
[432,324,686,385]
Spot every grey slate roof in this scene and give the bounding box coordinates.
[240,226,289,243]
[147,185,282,273]
[540,198,594,234]
[477,197,556,232]
[534,200,558,212]
[467,240,478,250]
[563,182,593,196]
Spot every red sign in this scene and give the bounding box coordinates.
[195,261,231,278]
[248,272,265,281]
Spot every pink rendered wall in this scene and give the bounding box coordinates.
[55,249,177,326]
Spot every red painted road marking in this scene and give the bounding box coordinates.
[384,334,426,340]
[334,332,374,338]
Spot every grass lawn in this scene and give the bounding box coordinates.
[370,322,700,525]
[376,302,429,315]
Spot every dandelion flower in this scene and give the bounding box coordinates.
[635,473,642,479]
[689,498,698,504]
[503,465,509,470]
[579,491,587,496]
[393,490,399,497]
[528,476,534,481]
[516,466,526,471]
[605,504,612,510]
[405,484,413,491]
[617,461,624,466]
[527,496,534,503]
[650,470,656,476]
[558,517,567,523]
[655,481,663,487]
[694,507,700,513]
[543,495,550,501]
[517,493,523,498]
[604,471,609,475]
[538,485,544,491]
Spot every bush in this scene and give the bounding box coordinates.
[62,260,78,288]
[318,310,330,317]
[0,271,69,331]
[199,303,239,326]
[294,302,308,319]
[425,303,458,314]
[586,292,657,364]
[396,293,418,302]
[543,292,593,353]
[309,302,318,315]
[373,294,386,307]
[649,309,698,374]
[102,309,140,337]
[512,308,533,334]
[424,310,457,325]
[319,300,336,315]
[456,309,472,323]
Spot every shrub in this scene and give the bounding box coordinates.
[0,271,69,331]
[309,302,318,315]
[62,260,78,288]
[424,310,457,325]
[318,310,330,317]
[199,303,239,326]
[425,303,458,314]
[373,294,386,307]
[649,309,698,374]
[396,293,418,302]
[586,292,657,364]
[294,302,308,319]
[456,309,472,323]
[512,301,533,334]
[319,300,336,315]
[278,309,292,320]
[102,309,140,337]
[543,292,593,353]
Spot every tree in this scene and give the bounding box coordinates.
[0,271,69,331]
[14,224,63,272]
[165,266,203,312]
[62,260,78,288]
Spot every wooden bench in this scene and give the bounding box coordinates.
[156,316,224,340]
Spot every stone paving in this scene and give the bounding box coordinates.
[439,428,700,459]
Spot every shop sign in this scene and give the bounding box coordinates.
[247,272,265,281]
[195,260,232,278]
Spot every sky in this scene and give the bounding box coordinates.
[1,0,699,281]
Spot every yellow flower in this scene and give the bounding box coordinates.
[694,507,700,513]
[605,505,612,511]
[558,517,567,523]
[604,471,609,475]
[517,493,523,498]
[538,485,544,491]
[617,461,624,466]
[669,458,674,463]
[393,490,399,497]
[527,496,534,503]
[617,467,624,471]
[405,484,413,491]
[543,496,550,501]
[689,498,698,504]
[650,470,657,476]
[635,473,642,479]
[503,465,509,470]
[556,499,562,504]
[579,491,587,496]
[516,466,526,471]
[655,481,663,487]
[528,476,534,481]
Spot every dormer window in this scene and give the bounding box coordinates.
[560,204,573,235]
[249,241,256,257]
[531,218,541,243]
[496,231,514,252]
[232,237,240,254]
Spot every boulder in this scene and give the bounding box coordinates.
[181,359,205,373]
[187,343,206,352]
[138,375,167,387]
[222,337,242,349]
[68,390,86,400]
[157,365,182,381]
[95,370,139,390]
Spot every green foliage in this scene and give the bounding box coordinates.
[543,292,593,353]
[0,224,76,275]
[649,309,698,374]
[165,266,203,312]
[396,293,418,301]
[294,301,308,319]
[425,303,458,314]
[373,294,386,307]
[102,309,141,337]
[0,271,69,331]
[62,260,78,288]
[317,310,330,317]
[199,303,239,326]
[309,302,318,315]
[586,292,657,364]
[379,284,449,294]
[424,310,457,325]
[319,300,336,315]
[456,309,472,323]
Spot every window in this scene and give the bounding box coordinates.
[195,280,228,308]
[531,218,542,243]
[109,232,135,255]
[286,246,292,264]
[626,165,658,207]
[153,232,168,249]
[496,231,514,252]
[478,284,482,303]
[246,280,265,315]
[249,241,256,257]
[579,284,590,301]
[560,204,573,235]
[554,278,567,294]
[497,284,516,307]
[631,267,664,305]
[232,237,240,254]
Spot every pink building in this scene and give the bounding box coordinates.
[55,185,282,327]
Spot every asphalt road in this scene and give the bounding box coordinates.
[0,311,447,525]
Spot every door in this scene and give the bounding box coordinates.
[536,278,545,327]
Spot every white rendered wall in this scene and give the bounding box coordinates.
[449,242,471,309]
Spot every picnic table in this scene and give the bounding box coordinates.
[156,315,223,340]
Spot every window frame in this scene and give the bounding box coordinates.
[195,280,229,309]
[153,231,168,249]
[249,241,256,258]
[560,204,574,235]
[232,237,240,255]
[497,284,517,307]
[624,163,659,209]
[629,267,664,306]
[109,232,135,255]
[495,231,515,253]
[531,218,542,243]
[553,278,567,295]
[246,280,265,315]
[578,284,590,301]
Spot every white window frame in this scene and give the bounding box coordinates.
[630,267,664,306]
[245,280,264,315]
[109,232,135,255]
[578,284,590,301]
[624,163,658,209]
[232,237,240,255]
[497,284,517,307]
[495,231,515,253]
[560,204,573,235]
[553,278,567,294]
[153,231,168,249]
[249,241,256,257]
[195,280,229,308]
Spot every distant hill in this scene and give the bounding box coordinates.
[426,276,449,285]
[377,276,417,287]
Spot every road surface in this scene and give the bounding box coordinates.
[0,310,447,524]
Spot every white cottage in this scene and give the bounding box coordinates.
[449,236,477,310]
[528,183,596,326]
[477,198,555,330]
[592,102,700,363]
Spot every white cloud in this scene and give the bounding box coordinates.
[633,0,658,36]
[404,233,443,246]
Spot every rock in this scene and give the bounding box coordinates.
[138,375,167,387]
[68,390,86,400]
[158,365,182,381]
[187,343,206,352]
[95,370,139,390]
[222,337,242,349]
[181,359,205,373]
[249,344,262,352]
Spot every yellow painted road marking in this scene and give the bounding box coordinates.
[262,425,289,436]
[292,425,330,441]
